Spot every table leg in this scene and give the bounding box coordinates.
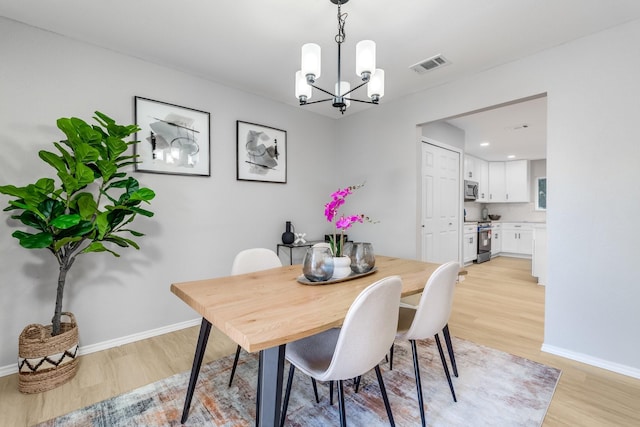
[180,317,212,423]
[257,345,286,426]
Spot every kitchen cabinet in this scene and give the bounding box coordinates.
[463,223,477,264]
[501,223,533,256]
[490,223,501,256]
[532,224,547,285]
[488,160,530,202]
[464,155,489,202]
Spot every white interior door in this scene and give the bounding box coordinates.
[421,142,460,263]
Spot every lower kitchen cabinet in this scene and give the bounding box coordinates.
[501,223,533,256]
[463,224,477,264]
[491,223,501,256]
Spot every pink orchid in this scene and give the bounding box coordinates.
[324,184,371,256]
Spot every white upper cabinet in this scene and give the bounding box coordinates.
[464,155,489,202]
[505,160,530,202]
[488,162,506,202]
[488,160,529,203]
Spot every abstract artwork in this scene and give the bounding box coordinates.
[134,96,210,176]
[237,121,287,183]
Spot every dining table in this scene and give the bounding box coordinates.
[171,255,441,427]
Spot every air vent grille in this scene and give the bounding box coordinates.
[409,54,450,74]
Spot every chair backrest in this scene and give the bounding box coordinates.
[312,242,331,249]
[322,275,402,381]
[404,261,460,340]
[231,248,282,275]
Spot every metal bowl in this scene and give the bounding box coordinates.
[488,214,501,220]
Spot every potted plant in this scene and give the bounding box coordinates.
[0,111,155,393]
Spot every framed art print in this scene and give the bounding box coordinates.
[134,96,211,176]
[236,121,287,183]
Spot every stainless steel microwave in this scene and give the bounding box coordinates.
[464,180,478,201]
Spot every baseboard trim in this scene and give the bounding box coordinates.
[0,317,202,378]
[542,343,640,379]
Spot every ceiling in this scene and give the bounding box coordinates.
[3,0,640,122]
[1,1,638,162]
[446,96,548,161]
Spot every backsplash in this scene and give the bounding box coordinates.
[464,202,546,223]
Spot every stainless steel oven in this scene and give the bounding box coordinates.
[476,221,491,263]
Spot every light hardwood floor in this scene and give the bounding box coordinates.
[1,257,639,426]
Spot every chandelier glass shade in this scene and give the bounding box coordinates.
[294,0,385,114]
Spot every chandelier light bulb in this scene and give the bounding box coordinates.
[301,43,321,82]
[367,69,385,101]
[356,40,376,80]
[295,70,312,103]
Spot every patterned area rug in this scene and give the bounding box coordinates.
[36,337,560,426]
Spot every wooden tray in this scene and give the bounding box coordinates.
[296,267,377,286]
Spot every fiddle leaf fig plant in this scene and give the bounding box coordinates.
[0,112,155,336]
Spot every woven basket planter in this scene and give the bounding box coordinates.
[18,312,79,394]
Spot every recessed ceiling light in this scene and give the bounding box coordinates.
[507,154,516,159]
[480,142,490,147]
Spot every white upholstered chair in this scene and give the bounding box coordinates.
[227,248,283,388]
[393,261,460,427]
[280,275,403,427]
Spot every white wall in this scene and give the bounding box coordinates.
[0,18,338,368]
[337,19,640,375]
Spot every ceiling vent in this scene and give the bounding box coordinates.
[409,54,450,74]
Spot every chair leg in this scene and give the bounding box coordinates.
[228,344,242,387]
[337,380,347,427]
[279,364,296,427]
[389,343,394,370]
[374,365,396,427]
[410,340,426,427]
[329,380,334,405]
[311,378,320,404]
[435,333,457,402]
[256,351,262,427]
[354,375,361,393]
[443,324,458,377]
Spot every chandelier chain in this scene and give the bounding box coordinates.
[335,4,347,44]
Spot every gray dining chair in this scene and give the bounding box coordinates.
[280,275,403,427]
[392,261,460,427]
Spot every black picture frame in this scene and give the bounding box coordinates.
[236,121,287,183]
[134,96,211,176]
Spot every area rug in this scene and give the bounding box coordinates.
[36,337,560,426]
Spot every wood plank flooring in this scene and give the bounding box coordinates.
[0,257,639,426]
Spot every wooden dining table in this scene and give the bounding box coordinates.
[171,255,440,427]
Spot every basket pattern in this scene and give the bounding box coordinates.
[18,312,79,394]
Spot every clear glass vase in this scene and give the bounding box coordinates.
[349,242,375,274]
[302,247,334,282]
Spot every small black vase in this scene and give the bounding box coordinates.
[282,221,295,244]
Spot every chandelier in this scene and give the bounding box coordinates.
[294,0,385,114]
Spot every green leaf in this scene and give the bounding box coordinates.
[106,136,128,160]
[81,241,120,257]
[121,228,145,237]
[57,117,82,146]
[34,178,55,195]
[12,230,53,249]
[54,142,76,174]
[0,184,27,199]
[74,143,100,163]
[129,188,155,202]
[76,193,97,219]
[13,211,46,230]
[129,206,154,217]
[38,198,65,220]
[38,151,67,173]
[50,214,81,229]
[96,159,117,181]
[95,211,110,239]
[57,219,94,239]
[75,163,95,186]
[9,200,47,220]
[58,171,78,193]
[105,235,140,249]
